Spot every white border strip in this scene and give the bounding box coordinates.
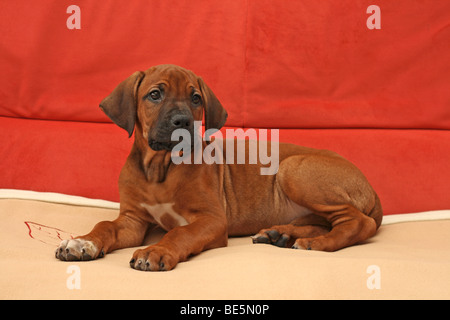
[381,210,450,225]
[0,189,119,209]
[0,189,449,225]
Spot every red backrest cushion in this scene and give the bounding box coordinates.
[1,1,449,130]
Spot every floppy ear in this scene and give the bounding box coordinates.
[198,77,228,134]
[99,71,145,137]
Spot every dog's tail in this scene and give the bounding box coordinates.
[368,193,383,229]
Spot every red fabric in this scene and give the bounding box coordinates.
[1,116,449,215]
[0,0,247,125]
[1,1,449,215]
[1,1,449,129]
[0,117,132,201]
[244,1,450,129]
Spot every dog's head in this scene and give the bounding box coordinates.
[100,64,227,151]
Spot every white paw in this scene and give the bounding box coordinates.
[55,239,102,261]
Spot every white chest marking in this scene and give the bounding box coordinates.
[140,202,188,230]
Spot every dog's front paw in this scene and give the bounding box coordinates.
[55,239,103,261]
[129,245,178,271]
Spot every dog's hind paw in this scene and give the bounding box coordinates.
[251,229,291,247]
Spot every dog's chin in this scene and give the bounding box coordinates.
[148,140,175,151]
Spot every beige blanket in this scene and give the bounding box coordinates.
[1,194,449,300]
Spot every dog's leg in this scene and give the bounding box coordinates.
[130,214,227,271]
[252,205,376,251]
[257,153,381,252]
[55,214,150,261]
[291,204,377,251]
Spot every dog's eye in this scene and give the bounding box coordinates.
[192,94,202,105]
[148,90,161,101]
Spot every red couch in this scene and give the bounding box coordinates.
[1,0,449,216]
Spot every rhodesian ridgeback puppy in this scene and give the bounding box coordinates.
[55,64,382,271]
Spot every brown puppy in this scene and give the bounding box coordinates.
[55,64,382,271]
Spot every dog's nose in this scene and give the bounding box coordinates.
[171,114,192,129]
